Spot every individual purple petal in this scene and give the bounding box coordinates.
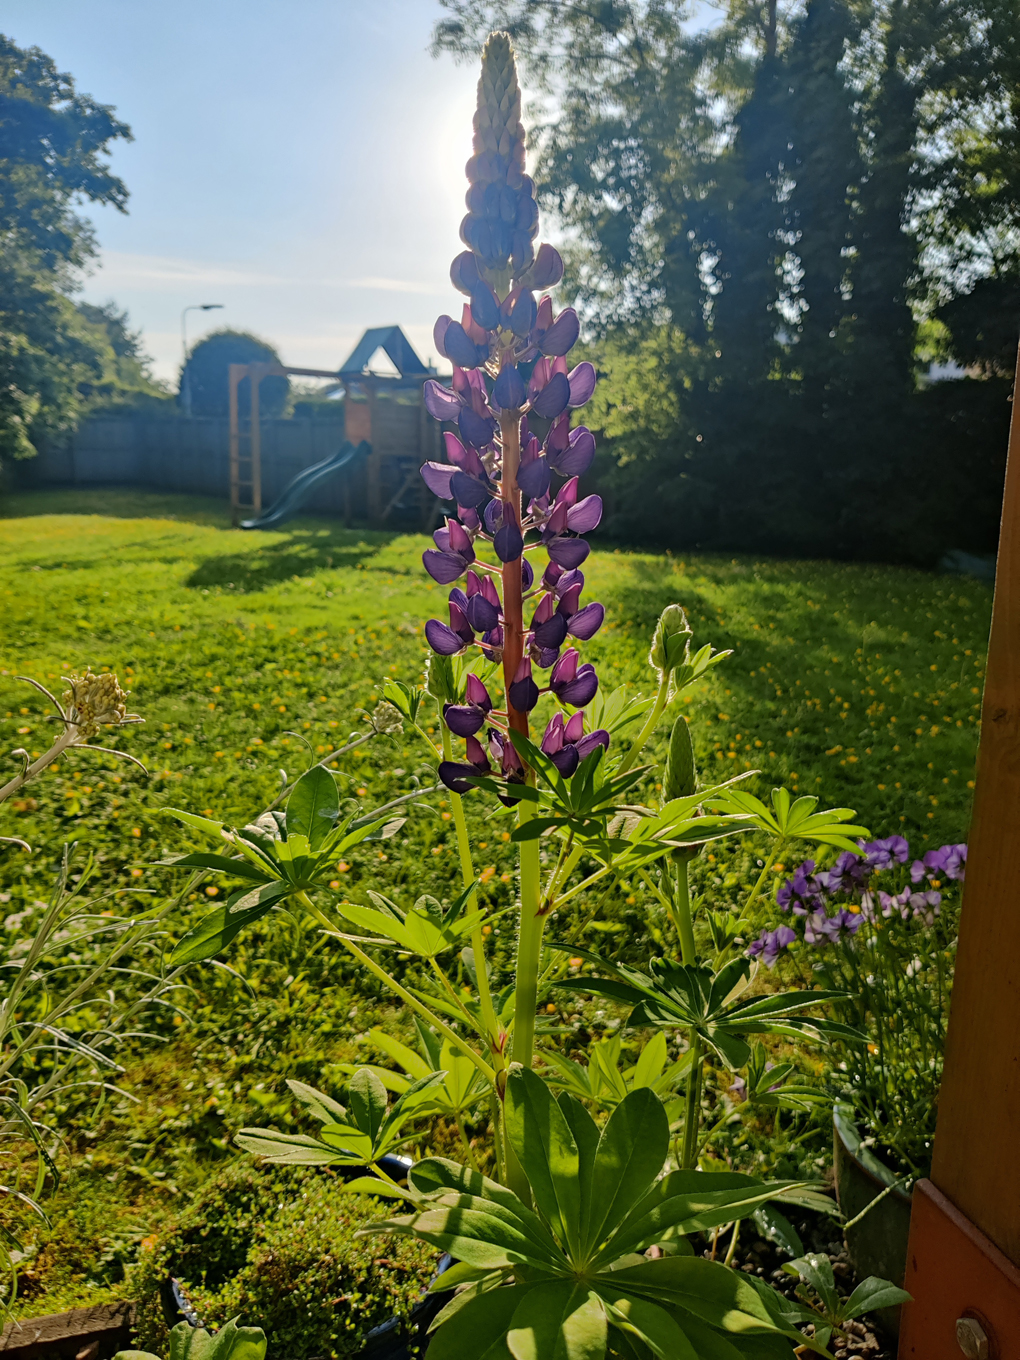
[450,471,491,508]
[555,662,599,707]
[425,620,465,655]
[567,495,603,534]
[539,308,580,357]
[423,380,462,422]
[517,455,550,500]
[534,612,569,649]
[470,285,501,332]
[530,371,570,420]
[420,462,455,499]
[576,729,610,761]
[510,290,537,338]
[567,362,597,408]
[527,243,563,289]
[433,316,452,360]
[566,602,605,640]
[465,593,500,632]
[439,761,486,794]
[547,537,590,569]
[509,659,540,712]
[542,712,565,753]
[521,558,534,591]
[493,365,526,411]
[553,427,596,478]
[494,520,524,562]
[551,648,579,687]
[459,406,497,449]
[465,674,492,711]
[564,711,584,743]
[483,498,504,535]
[549,746,579,777]
[481,626,504,662]
[423,549,468,584]
[444,321,486,369]
[534,646,561,669]
[557,581,583,615]
[443,703,486,737]
[450,250,482,295]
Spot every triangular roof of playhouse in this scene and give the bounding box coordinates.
[338,326,429,379]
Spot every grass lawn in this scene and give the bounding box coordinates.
[0,487,993,1318]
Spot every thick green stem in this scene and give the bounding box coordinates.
[512,802,544,1072]
[441,724,501,1060]
[743,840,784,917]
[680,1033,704,1170]
[673,859,698,966]
[618,670,670,774]
[297,893,494,1084]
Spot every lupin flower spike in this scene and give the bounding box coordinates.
[420,31,607,786]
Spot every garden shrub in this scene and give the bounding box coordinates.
[130,1161,436,1360]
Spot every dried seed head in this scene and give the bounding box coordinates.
[63,668,131,737]
[371,702,403,735]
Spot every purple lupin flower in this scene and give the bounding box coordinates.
[747,925,797,968]
[540,710,609,777]
[443,674,494,737]
[549,648,598,707]
[439,734,492,794]
[421,30,605,763]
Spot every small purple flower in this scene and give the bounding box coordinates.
[776,859,827,915]
[860,835,910,870]
[747,925,797,968]
[910,890,942,925]
[422,517,476,585]
[540,711,609,777]
[464,570,501,633]
[443,673,493,737]
[508,657,540,712]
[549,648,598,707]
[819,850,870,896]
[911,843,967,883]
[546,423,596,479]
[439,734,492,794]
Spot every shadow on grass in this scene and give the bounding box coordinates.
[185,527,400,591]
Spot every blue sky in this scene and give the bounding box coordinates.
[5,1,485,382]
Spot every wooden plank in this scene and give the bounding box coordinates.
[0,1303,132,1358]
[929,349,1020,1263]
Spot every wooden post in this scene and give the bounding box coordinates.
[249,366,262,516]
[228,362,242,527]
[898,350,1020,1356]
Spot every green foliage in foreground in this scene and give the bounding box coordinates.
[0,491,990,1316]
[129,1161,435,1360]
[359,1069,837,1359]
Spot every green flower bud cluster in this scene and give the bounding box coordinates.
[648,604,692,677]
[664,714,701,863]
[663,714,697,801]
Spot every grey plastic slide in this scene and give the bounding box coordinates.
[240,439,371,530]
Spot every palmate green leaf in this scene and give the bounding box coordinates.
[163,808,227,838]
[286,765,340,849]
[153,852,269,881]
[596,1288,698,1360]
[365,1203,546,1270]
[408,1157,562,1260]
[234,1127,353,1165]
[504,1068,582,1256]
[604,1257,825,1351]
[507,1281,606,1360]
[842,1275,912,1318]
[424,1285,524,1360]
[168,881,291,965]
[347,1067,388,1141]
[706,788,868,854]
[285,1079,347,1125]
[586,1087,667,1256]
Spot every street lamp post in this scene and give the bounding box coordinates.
[180,303,224,416]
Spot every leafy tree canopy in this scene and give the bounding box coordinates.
[179,330,290,420]
[0,33,134,463]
